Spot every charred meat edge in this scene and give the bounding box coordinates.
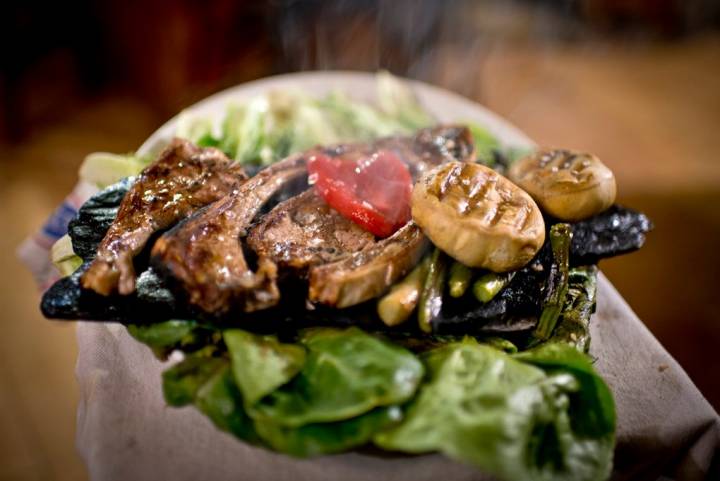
[151,154,307,315]
[81,138,246,296]
[308,222,429,308]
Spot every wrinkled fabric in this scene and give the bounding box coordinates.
[36,73,716,481]
[75,275,719,481]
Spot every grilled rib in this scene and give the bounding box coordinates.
[151,154,308,315]
[81,139,246,296]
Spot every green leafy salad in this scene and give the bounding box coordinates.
[53,72,615,481]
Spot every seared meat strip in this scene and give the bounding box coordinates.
[246,189,375,273]
[247,125,474,270]
[247,125,474,308]
[81,139,246,296]
[308,222,429,308]
[151,154,307,315]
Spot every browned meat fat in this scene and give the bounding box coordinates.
[151,154,308,315]
[308,222,429,308]
[81,139,246,296]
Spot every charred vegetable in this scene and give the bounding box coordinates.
[550,266,598,352]
[509,149,616,221]
[448,261,473,298]
[418,248,449,333]
[68,177,133,261]
[534,224,572,341]
[412,162,545,272]
[377,256,431,326]
[472,271,516,303]
[569,205,652,265]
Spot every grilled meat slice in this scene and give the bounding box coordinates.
[308,222,429,308]
[246,125,474,277]
[151,155,308,315]
[246,189,375,273]
[81,139,246,296]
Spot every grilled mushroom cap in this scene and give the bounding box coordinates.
[508,149,616,221]
[412,162,545,272]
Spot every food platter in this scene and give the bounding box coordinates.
[73,72,718,481]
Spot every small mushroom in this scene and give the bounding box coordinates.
[508,149,616,221]
[412,162,545,272]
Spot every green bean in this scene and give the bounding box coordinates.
[534,223,572,341]
[377,257,431,327]
[448,262,473,298]
[472,272,515,303]
[418,249,449,333]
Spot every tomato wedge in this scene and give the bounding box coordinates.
[307,149,413,238]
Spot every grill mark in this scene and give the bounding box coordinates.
[471,173,495,204]
[570,155,594,182]
[438,163,463,199]
[549,150,570,170]
[428,162,462,200]
[514,204,531,231]
[571,154,588,172]
[539,151,555,167]
[561,153,577,170]
[487,202,505,226]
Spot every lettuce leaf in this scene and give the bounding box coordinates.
[375,341,614,481]
[376,70,433,130]
[194,363,263,445]
[255,406,402,457]
[162,350,262,444]
[250,327,424,427]
[128,319,219,360]
[161,349,226,407]
[514,342,615,439]
[224,329,306,405]
[465,122,501,166]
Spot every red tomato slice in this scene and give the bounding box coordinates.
[308,149,412,237]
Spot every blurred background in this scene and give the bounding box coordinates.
[2,0,719,479]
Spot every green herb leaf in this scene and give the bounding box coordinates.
[514,342,615,439]
[128,320,198,349]
[251,327,424,427]
[195,363,263,445]
[375,342,614,481]
[255,406,402,457]
[161,349,225,407]
[128,319,215,360]
[224,329,306,405]
[465,122,501,166]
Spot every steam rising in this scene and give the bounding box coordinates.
[272,0,720,103]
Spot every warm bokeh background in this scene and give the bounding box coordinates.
[2,1,719,479]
